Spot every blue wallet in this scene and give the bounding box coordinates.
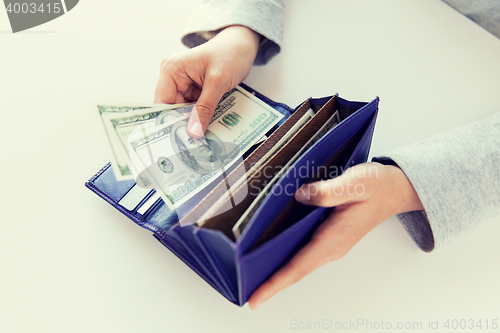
[86,84,379,306]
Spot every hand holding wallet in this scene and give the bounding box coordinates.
[86,84,379,306]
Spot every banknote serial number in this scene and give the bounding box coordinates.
[6,3,62,14]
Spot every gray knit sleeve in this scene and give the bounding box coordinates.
[181,0,285,65]
[373,112,500,252]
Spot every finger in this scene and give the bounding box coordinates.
[154,70,179,104]
[187,72,229,138]
[248,237,327,310]
[183,85,202,103]
[295,179,359,207]
[295,165,372,207]
[174,91,186,104]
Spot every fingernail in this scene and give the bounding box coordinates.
[250,298,264,310]
[295,186,309,203]
[189,121,204,138]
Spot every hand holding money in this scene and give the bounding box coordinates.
[99,86,284,211]
[154,25,260,138]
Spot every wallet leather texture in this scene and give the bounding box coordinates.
[86,84,379,306]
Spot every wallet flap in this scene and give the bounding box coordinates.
[166,223,237,301]
[238,206,327,305]
[193,227,240,301]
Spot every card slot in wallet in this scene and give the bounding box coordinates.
[190,96,339,238]
[91,164,136,203]
[252,119,371,249]
[176,98,313,229]
[237,97,379,254]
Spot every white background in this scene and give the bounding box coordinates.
[1,1,500,332]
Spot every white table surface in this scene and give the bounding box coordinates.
[1,1,500,332]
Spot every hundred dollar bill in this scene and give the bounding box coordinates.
[232,110,341,239]
[124,132,267,216]
[97,104,153,113]
[98,103,193,180]
[98,103,192,114]
[128,85,284,210]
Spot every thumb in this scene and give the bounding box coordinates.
[187,74,229,138]
[295,171,366,208]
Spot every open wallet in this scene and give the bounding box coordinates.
[86,84,379,306]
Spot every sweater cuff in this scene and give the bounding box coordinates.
[372,157,435,252]
[372,112,500,252]
[181,0,285,65]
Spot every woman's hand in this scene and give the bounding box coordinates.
[154,25,260,138]
[248,162,424,309]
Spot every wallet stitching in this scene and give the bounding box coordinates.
[198,234,238,297]
[87,162,111,183]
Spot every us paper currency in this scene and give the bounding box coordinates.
[232,110,341,239]
[122,133,268,216]
[127,86,284,210]
[120,133,268,217]
[97,104,153,113]
[98,103,193,180]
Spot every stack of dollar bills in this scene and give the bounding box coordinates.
[98,85,284,211]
